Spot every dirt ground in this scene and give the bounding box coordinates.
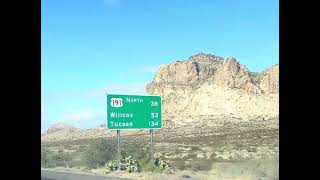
[42,117,279,180]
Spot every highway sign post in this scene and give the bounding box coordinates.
[150,129,154,163]
[116,130,120,172]
[106,94,162,170]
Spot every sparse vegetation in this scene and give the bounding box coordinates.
[51,150,72,167]
[105,156,140,173]
[209,152,217,160]
[190,159,212,171]
[42,140,175,173]
[121,143,148,162]
[184,153,197,160]
[83,139,116,169]
[190,146,201,151]
[247,147,257,152]
[41,121,278,179]
[41,147,52,168]
[104,143,173,173]
[41,147,72,168]
[140,158,173,173]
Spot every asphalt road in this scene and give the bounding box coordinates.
[41,170,131,180]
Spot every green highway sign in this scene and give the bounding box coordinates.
[106,94,162,130]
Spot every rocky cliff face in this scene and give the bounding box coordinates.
[146,53,279,120]
[258,64,279,94]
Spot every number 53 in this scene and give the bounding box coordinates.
[151,113,158,118]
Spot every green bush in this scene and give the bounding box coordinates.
[83,139,116,169]
[105,143,147,173]
[41,147,71,168]
[191,146,201,151]
[140,158,173,172]
[51,151,72,168]
[142,162,161,172]
[154,158,173,171]
[121,144,148,161]
[41,147,52,168]
[105,156,140,173]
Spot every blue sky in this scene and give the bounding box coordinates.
[41,0,279,132]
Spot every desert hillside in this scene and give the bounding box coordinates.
[146,53,278,120]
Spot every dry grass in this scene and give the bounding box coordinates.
[42,120,279,179]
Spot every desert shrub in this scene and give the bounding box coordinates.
[105,156,140,173]
[120,155,140,172]
[209,152,217,160]
[154,158,173,170]
[121,143,151,169]
[235,143,243,150]
[142,162,162,172]
[190,159,213,171]
[142,158,173,172]
[105,155,173,173]
[41,147,72,168]
[51,151,72,168]
[105,160,118,172]
[79,144,88,150]
[105,143,148,173]
[191,146,201,151]
[247,147,257,152]
[41,147,52,168]
[185,153,197,160]
[121,144,148,160]
[69,159,86,168]
[171,160,186,170]
[83,139,116,169]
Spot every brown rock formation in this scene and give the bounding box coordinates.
[146,53,279,120]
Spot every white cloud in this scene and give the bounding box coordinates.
[58,108,105,124]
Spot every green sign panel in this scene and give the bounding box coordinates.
[106,94,162,130]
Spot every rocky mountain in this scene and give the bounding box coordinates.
[46,122,79,134]
[42,53,279,143]
[146,53,279,120]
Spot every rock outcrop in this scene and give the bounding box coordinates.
[258,64,279,94]
[46,122,78,134]
[146,53,279,120]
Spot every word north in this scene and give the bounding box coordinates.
[110,112,133,118]
[126,97,143,103]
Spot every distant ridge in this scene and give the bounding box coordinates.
[46,122,78,134]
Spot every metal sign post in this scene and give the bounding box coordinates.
[150,129,154,164]
[117,130,121,171]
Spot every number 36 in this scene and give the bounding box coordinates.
[151,101,158,106]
